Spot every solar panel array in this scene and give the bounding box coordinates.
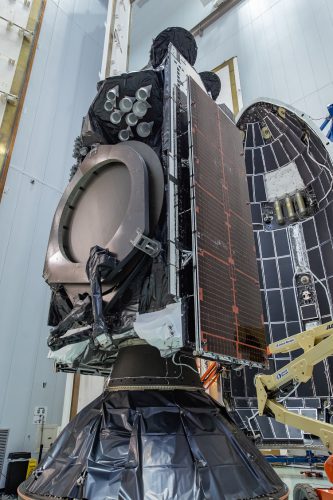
[189,78,266,365]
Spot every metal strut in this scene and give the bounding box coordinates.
[255,320,333,455]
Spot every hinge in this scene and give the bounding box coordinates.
[131,229,161,257]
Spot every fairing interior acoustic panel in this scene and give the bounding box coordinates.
[235,98,333,443]
[188,78,266,366]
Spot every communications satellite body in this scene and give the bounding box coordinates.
[19,30,287,500]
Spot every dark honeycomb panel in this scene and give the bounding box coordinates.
[235,100,333,441]
[190,78,266,364]
[229,117,333,443]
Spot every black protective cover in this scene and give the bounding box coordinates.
[199,71,222,101]
[5,454,30,494]
[21,390,287,500]
[150,27,198,68]
[88,70,163,149]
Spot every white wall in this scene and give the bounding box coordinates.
[129,0,217,71]
[0,0,107,485]
[0,0,32,127]
[77,375,105,413]
[129,0,333,125]
[101,0,131,77]
[128,0,215,71]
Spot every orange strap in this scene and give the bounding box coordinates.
[325,455,333,483]
[201,362,223,389]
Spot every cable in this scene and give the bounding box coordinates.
[247,410,259,439]
[305,138,333,205]
[310,115,329,122]
[109,352,198,384]
[292,269,333,320]
[308,269,333,318]
[295,268,333,316]
[246,382,301,439]
[306,139,331,171]
[276,382,300,403]
[317,179,333,206]
[171,353,199,375]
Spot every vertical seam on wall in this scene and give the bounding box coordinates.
[0,0,47,200]
[105,0,117,78]
[211,58,239,116]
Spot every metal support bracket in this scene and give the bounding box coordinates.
[131,229,161,257]
[0,90,18,104]
[0,15,33,39]
[255,319,333,452]
[180,249,192,268]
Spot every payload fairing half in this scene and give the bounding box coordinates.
[233,100,333,444]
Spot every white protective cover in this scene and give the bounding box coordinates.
[133,302,183,356]
[48,327,90,364]
[264,161,305,201]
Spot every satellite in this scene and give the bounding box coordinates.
[19,29,287,500]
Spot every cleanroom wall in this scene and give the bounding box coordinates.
[0,0,107,485]
[129,0,333,125]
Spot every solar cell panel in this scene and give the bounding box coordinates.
[189,78,266,365]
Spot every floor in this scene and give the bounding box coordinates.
[0,467,332,499]
[275,465,332,497]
